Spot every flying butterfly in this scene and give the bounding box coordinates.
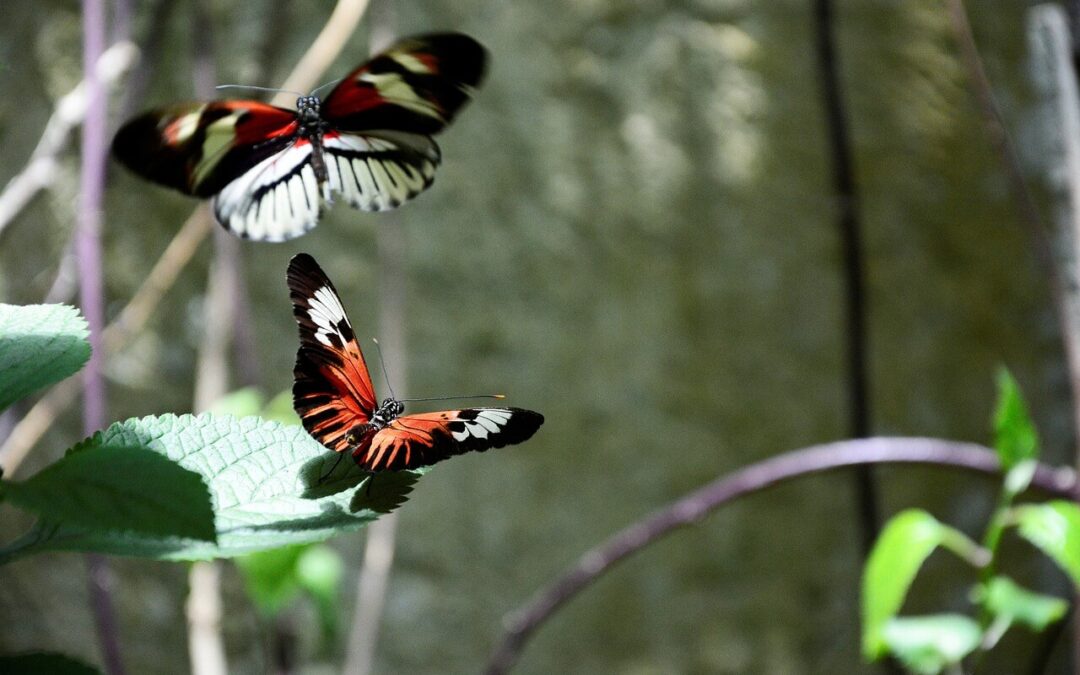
[112,33,486,242]
[288,253,543,472]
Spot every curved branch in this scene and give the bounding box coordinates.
[485,437,1079,675]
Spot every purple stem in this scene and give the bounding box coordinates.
[79,0,123,673]
[484,437,1079,674]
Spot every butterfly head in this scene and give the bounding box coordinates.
[296,95,322,127]
[370,397,405,429]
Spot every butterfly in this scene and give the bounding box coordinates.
[112,32,486,242]
[287,253,543,471]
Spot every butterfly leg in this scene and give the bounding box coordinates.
[318,452,347,484]
[364,471,376,496]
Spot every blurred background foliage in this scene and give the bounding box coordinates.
[0,0,1073,672]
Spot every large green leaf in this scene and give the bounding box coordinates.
[863,510,959,658]
[1,445,214,541]
[881,614,981,675]
[0,652,101,674]
[993,368,1038,472]
[0,304,91,412]
[1014,501,1080,587]
[1,414,420,561]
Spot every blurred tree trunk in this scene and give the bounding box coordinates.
[343,13,405,674]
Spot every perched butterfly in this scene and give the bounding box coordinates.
[288,253,543,471]
[112,33,486,242]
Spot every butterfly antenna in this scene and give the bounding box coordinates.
[397,394,506,403]
[215,84,306,97]
[309,78,343,98]
[371,338,397,400]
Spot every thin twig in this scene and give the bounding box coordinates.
[810,0,880,554]
[343,17,404,674]
[0,41,138,237]
[185,4,231,673]
[485,437,1078,674]
[79,0,123,672]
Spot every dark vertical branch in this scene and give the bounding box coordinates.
[810,0,880,553]
[79,0,124,673]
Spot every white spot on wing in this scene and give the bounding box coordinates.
[452,409,512,443]
[212,143,321,241]
[307,285,350,347]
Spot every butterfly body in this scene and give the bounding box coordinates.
[288,254,543,472]
[113,33,486,241]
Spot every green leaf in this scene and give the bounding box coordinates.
[0,304,91,412]
[235,544,307,615]
[6,414,418,560]
[235,543,343,643]
[880,614,981,675]
[0,652,101,674]
[863,510,952,659]
[296,544,344,643]
[993,368,1038,470]
[2,445,214,541]
[208,387,265,418]
[981,575,1067,632]
[1003,459,1037,497]
[1015,501,1080,587]
[262,389,302,427]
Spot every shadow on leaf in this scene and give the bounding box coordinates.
[299,453,368,499]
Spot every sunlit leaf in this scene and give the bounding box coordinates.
[993,368,1038,471]
[0,652,101,674]
[1015,501,1080,587]
[0,304,90,413]
[3,414,419,561]
[881,614,981,675]
[1,445,214,541]
[981,575,1067,632]
[863,510,950,659]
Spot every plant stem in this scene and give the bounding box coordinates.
[79,0,123,672]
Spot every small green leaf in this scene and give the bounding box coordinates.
[993,369,1038,470]
[1003,459,1037,497]
[0,652,101,674]
[863,510,950,659]
[0,304,91,412]
[297,544,344,643]
[1015,501,1080,587]
[881,614,982,675]
[235,544,307,615]
[7,414,418,560]
[981,575,1067,631]
[2,445,214,541]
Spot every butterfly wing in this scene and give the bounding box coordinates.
[288,253,378,453]
[322,130,440,212]
[113,100,325,241]
[112,100,299,197]
[321,32,487,135]
[354,407,544,471]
